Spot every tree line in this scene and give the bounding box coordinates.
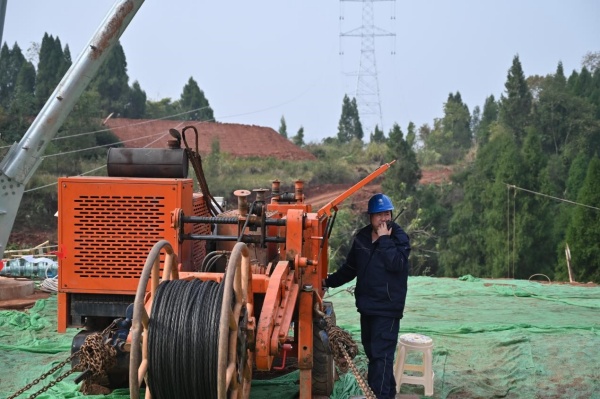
[1,33,599,283]
[400,54,600,284]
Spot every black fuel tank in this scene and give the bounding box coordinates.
[107,147,189,178]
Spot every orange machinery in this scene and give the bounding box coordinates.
[57,134,393,398]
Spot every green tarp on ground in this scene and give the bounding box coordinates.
[0,276,599,398]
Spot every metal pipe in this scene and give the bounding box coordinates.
[181,215,286,227]
[181,234,286,244]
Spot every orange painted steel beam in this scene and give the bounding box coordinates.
[297,289,314,399]
[255,261,296,370]
[284,209,304,263]
[57,292,68,333]
[317,160,396,218]
[270,274,299,354]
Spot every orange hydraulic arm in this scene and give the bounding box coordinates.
[316,160,396,219]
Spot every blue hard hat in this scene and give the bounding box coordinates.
[368,193,394,214]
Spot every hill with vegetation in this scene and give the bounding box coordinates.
[1,34,599,283]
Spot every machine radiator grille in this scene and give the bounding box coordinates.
[71,195,165,278]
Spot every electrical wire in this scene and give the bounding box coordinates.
[39,276,58,293]
[505,183,600,211]
[39,261,59,293]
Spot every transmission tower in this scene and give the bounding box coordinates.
[340,0,395,138]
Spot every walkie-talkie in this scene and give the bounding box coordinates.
[386,207,406,229]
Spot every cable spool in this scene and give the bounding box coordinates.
[129,240,254,399]
[147,278,225,399]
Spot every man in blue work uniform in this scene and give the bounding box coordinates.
[324,193,411,399]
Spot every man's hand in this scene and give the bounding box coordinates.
[376,221,391,237]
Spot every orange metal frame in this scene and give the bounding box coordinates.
[57,176,195,332]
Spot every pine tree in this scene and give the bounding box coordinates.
[591,68,600,119]
[480,130,522,278]
[124,81,147,118]
[533,64,597,160]
[564,156,600,283]
[423,92,472,164]
[10,61,37,121]
[36,34,70,109]
[439,170,487,277]
[470,106,481,143]
[91,41,130,116]
[444,91,472,149]
[382,123,421,195]
[572,67,593,98]
[179,76,214,121]
[476,95,499,145]
[337,94,363,143]
[278,116,288,138]
[554,154,591,280]
[512,128,555,279]
[0,43,26,109]
[292,126,305,147]
[499,55,532,144]
[406,122,416,149]
[370,124,385,143]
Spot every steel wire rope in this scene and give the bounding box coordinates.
[0,106,213,151]
[13,107,206,193]
[147,278,225,399]
[201,251,230,272]
[204,253,228,273]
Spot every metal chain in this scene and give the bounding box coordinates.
[337,341,376,399]
[7,321,119,399]
[79,330,117,376]
[23,369,77,399]
[6,353,77,399]
[324,315,376,399]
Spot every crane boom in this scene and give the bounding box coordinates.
[0,0,145,258]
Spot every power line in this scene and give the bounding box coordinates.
[506,183,600,211]
[0,106,210,151]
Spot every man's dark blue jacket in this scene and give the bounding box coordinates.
[325,222,411,319]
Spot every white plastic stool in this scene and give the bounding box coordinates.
[394,333,434,396]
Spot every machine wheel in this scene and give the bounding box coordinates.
[129,240,254,399]
[312,301,337,396]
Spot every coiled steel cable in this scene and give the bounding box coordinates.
[147,278,225,398]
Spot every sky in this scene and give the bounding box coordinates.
[2,0,599,144]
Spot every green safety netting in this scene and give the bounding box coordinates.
[1,276,599,399]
